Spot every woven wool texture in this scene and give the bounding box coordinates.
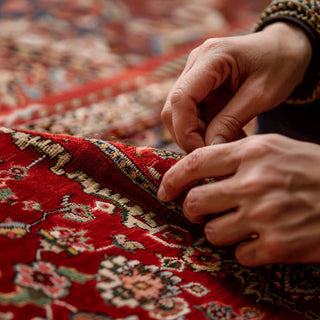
[0,1,319,319]
[0,127,319,320]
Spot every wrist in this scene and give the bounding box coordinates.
[262,22,312,76]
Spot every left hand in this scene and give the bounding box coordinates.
[161,22,312,153]
[157,134,320,266]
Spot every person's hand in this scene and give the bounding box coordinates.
[157,134,320,266]
[161,22,312,153]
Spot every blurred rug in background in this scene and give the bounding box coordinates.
[0,0,257,149]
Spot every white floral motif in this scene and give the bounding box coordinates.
[182,282,210,297]
[14,261,71,299]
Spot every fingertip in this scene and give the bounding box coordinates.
[235,241,258,267]
[210,135,227,145]
[205,118,238,146]
[204,222,215,242]
[209,129,247,146]
[157,184,168,202]
[183,194,206,224]
[157,169,182,202]
[177,134,206,154]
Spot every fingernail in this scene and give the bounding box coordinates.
[210,136,227,145]
[157,185,167,201]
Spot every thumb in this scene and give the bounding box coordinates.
[205,80,267,145]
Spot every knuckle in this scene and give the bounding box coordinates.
[249,83,275,110]
[237,171,282,199]
[184,149,202,175]
[263,236,289,262]
[201,38,216,50]
[201,38,222,51]
[183,189,200,222]
[188,47,199,60]
[242,134,285,161]
[256,88,272,107]
[262,133,284,145]
[242,137,269,158]
[218,114,241,139]
[170,88,184,107]
[246,205,265,222]
[255,133,277,145]
[238,174,261,195]
[161,106,171,123]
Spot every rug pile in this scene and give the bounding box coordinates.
[0,1,319,319]
[0,127,319,320]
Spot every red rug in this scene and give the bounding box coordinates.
[0,2,318,319]
[0,127,319,320]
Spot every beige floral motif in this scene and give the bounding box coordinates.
[23,200,42,211]
[182,282,210,297]
[113,234,145,252]
[39,227,94,256]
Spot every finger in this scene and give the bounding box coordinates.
[161,102,178,144]
[162,101,206,150]
[204,210,256,246]
[160,48,200,146]
[169,60,231,153]
[237,231,320,266]
[170,87,206,152]
[205,78,271,145]
[200,87,247,143]
[182,179,239,223]
[158,142,242,201]
[200,86,233,125]
[235,238,275,267]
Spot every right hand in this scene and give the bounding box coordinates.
[161,22,312,153]
[158,134,320,266]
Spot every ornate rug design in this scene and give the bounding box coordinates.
[0,128,319,320]
[0,0,256,149]
[0,2,316,319]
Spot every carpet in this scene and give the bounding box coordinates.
[0,0,256,149]
[0,1,318,319]
[0,127,319,320]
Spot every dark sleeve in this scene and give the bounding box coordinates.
[252,0,320,105]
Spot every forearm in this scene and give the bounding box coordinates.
[253,0,320,104]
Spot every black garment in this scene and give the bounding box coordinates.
[257,100,320,144]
